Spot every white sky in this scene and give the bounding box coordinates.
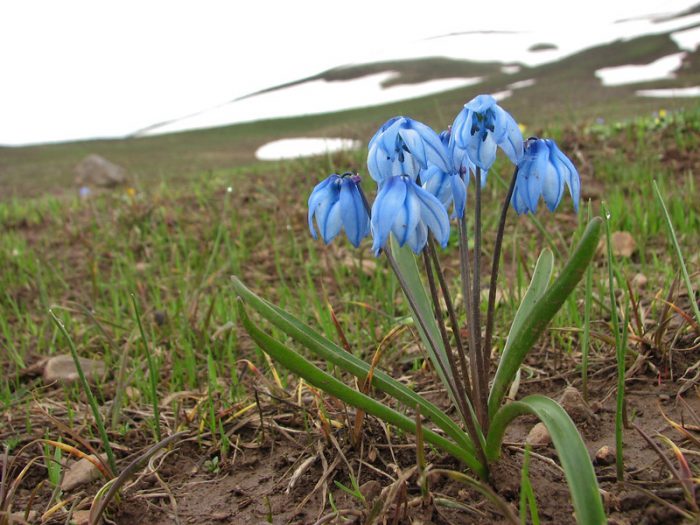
[1,0,698,145]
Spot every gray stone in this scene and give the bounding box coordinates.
[61,454,107,491]
[526,422,551,446]
[43,355,105,385]
[559,386,596,423]
[595,445,616,466]
[74,154,127,188]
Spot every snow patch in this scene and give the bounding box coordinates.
[671,25,700,51]
[508,78,536,89]
[255,138,361,161]
[143,73,483,136]
[636,86,700,97]
[492,90,513,102]
[501,65,521,74]
[595,52,686,86]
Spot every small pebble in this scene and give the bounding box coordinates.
[526,422,551,446]
[595,445,616,466]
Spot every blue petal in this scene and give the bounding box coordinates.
[392,179,421,247]
[464,94,496,113]
[321,201,343,244]
[409,120,451,172]
[398,128,427,167]
[369,116,401,149]
[511,180,529,215]
[378,118,405,155]
[548,140,580,212]
[371,176,407,256]
[413,184,450,248]
[308,176,339,239]
[422,165,451,207]
[451,107,473,149]
[470,129,497,171]
[368,142,393,185]
[498,112,524,165]
[407,220,428,254]
[492,105,508,143]
[526,148,548,213]
[339,180,369,247]
[541,157,563,212]
[450,174,467,219]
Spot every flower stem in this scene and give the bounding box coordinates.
[473,168,488,428]
[357,184,460,405]
[458,183,485,428]
[483,166,519,377]
[426,239,472,403]
[422,247,471,422]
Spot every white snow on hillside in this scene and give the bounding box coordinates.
[139,74,482,136]
[595,52,686,86]
[255,138,361,160]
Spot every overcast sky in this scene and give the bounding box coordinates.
[2,0,697,145]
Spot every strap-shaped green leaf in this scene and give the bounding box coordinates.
[486,395,606,524]
[238,300,487,478]
[488,218,602,419]
[231,276,475,454]
[389,238,457,405]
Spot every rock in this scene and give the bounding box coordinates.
[74,154,127,188]
[10,511,38,523]
[359,479,382,502]
[611,232,636,258]
[43,355,105,385]
[61,454,107,491]
[596,231,636,259]
[526,422,551,446]
[70,510,91,525]
[631,273,648,289]
[595,445,616,466]
[558,386,596,423]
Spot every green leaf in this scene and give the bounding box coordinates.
[486,395,606,525]
[496,248,553,398]
[231,276,474,453]
[488,218,602,419]
[389,238,455,405]
[237,300,487,478]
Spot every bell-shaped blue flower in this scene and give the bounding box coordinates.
[449,94,524,173]
[511,138,581,215]
[368,116,450,186]
[421,163,467,219]
[371,175,450,256]
[308,173,370,247]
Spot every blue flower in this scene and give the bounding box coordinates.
[367,116,450,186]
[371,175,450,256]
[308,173,370,247]
[449,94,523,172]
[511,138,581,214]
[421,163,467,219]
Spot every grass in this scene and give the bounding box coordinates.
[1,100,699,522]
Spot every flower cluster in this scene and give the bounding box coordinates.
[307,94,580,254]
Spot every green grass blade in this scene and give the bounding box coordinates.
[652,180,700,330]
[49,310,117,474]
[488,218,602,419]
[237,300,486,478]
[486,395,605,525]
[231,276,476,453]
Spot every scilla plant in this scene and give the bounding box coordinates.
[233,94,605,523]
